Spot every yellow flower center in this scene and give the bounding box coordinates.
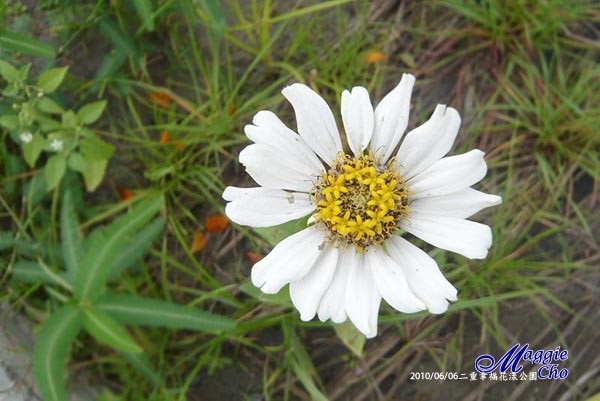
[312,152,410,252]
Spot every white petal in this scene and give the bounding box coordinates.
[251,226,325,294]
[371,73,415,163]
[407,149,488,200]
[345,250,382,338]
[281,83,343,165]
[341,86,374,157]
[239,144,317,192]
[401,212,493,259]
[245,110,324,174]
[289,245,339,321]
[395,105,461,180]
[318,248,354,324]
[223,186,315,227]
[366,248,426,314]
[410,188,502,219]
[386,236,457,314]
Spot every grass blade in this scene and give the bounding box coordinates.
[97,293,236,332]
[0,31,56,58]
[33,304,82,401]
[108,217,165,280]
[132,0,155,32]
[74,195,162,300]
[61,190,80,280]
[82,308,142,353]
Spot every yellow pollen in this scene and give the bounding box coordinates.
[312,152,410,252]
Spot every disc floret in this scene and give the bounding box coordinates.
[312,152,410,251]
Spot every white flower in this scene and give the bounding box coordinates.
[224,74,502,338]
[20,132,33,143]
[50,139,63,152]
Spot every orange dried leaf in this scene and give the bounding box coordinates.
[160,130,171,143]
[190,230,207,254]
[117,187,134,201]
[205,214,229,233]
[227,104,237,116]
[149,92,171,108]
[365,50,386,64]
[245,251,263,265]
[175,142,183,150]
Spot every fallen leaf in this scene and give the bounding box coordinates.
[227,104,237,116]
[245,251,263,265]
[149,91,171,108]
[365,50,386,64]
[190,230,207,254]
[205,214,229,233]
[160,130,183,150]
[117,187,134,201]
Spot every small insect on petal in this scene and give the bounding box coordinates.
[205,214,229,233]
[245,251,263,265]
[365,50,386,64]
[190,230,207,254]
[117,187,134,201]
[149,91,171,108]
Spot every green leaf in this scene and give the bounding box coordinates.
[74,196,163,300]
[82,308,142,353]
[81,158,108,192]
[26,172,48,205]
[61,190,80,280]
[37,66,69,94]
[23,133,46,168]
[45,154,66,191]
[199,0,225,35]
[333,321,366,357]
[98,18,137,57]
[0,231,15,250]
[11,260,64,284]
[37,97,65,114]
[95,48,128,81]
[109,218,165,279]
[33,304,82,401]
[239,281,292,307]
[0,59,18,81]
[67,152,87,172]
[132,0,155,32]
[97,293,236,332]
[0,114,19,130]
[76,100,107,125]
[253,215,310,246]
[80,135,115,160]
[0,31,56,58]
[121,352,162,385]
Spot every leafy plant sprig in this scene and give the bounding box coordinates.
[7,192,236,401]
[0,59,113,191]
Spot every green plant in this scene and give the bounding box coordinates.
[5,192,236,401]
[0,60,114,191]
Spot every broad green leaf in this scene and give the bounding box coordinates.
[0,231,14,251]
[81,158,108,192]
[11,260,66,285]
[26,172,48,206]
[253,215,310,245]
[0,114,19,130]
[132,0,155,32]
[334,321,366,357]
[0,59,18,81]
[77,100,107,125]
[67,152,87,172]
[109,218,165,279]
[198,0,225,35]
[33,304,82,401]
[37,97,64,114]
[80,135,115,160]
[37,67,69,94]
[97,293,236,332]
[74,196,163,300]
[95,48,128,81]
[45,154,66,191]
[61,190,80,279]
[82,308,142,353]
[0,31,56,58]
[98,18,137,57]
[61,110,77,128]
